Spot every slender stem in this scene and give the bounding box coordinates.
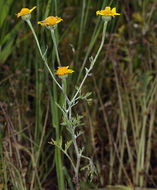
[54,143,75,170]
[26,20,71,106]
[70,66,92,104]
[71,129,81,189]
[76,16,103,86]
[26,20,43,58]
[139,101,147,186]
[51,29,61,66]
[26,20,62,90]
[71,21,108,104]
[62,78,67,109]
[93,21,107,64]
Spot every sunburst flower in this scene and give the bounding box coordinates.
[38,16,63,29]
[96,6,120,18]
[56,66,74,76]
[17,6,36,19]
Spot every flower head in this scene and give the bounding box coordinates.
[38,16,63,29]
[96,6,120,18]
[56,66,74,76]
[17,6,36,19]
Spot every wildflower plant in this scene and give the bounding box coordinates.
[16,5,120,190]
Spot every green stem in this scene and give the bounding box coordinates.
[71,128,81,189]
[139,102,147,187]
[70,66,92,104]
[27,20,70,104]
[26,20,43,146]
[51,29,61,66]
[75,14,103,86]
[54,143,75,171]
[93,21,107,64]
[71,21,108,105]
[26,20,62,91]
[62,78,67,109]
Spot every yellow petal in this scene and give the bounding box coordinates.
[112,8,116,13]
[96,11,100,15]
[105,7,111,11]
[30,6,36,13]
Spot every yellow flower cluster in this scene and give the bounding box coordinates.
[16,6,120,76]
[17,7,63,27]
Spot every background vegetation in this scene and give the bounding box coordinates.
[0,0,157,189]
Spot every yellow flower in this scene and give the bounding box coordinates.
[96,6,120,17]
[17,6,36,18]
[38,16,63,27]
[56,66,74,76]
